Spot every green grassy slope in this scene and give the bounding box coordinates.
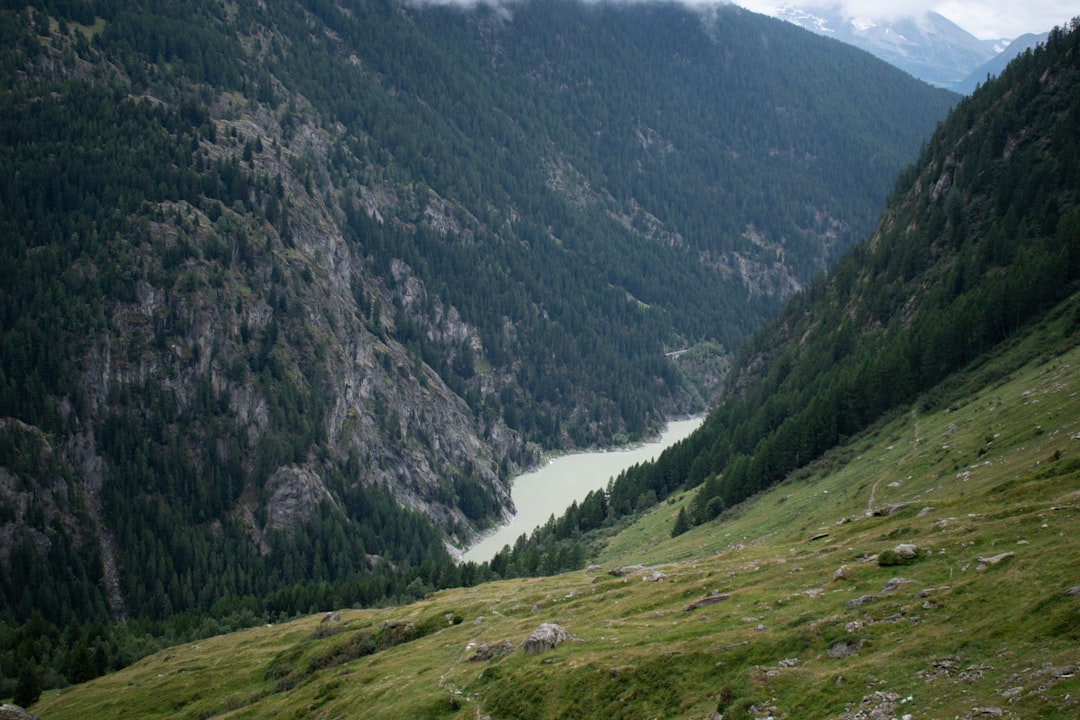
[33,292,1080,719]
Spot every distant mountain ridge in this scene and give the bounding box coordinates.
[953,32,1050,94]
[773,4,999,86]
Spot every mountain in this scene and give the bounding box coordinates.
[0,0,956,687]
[773,4,998,86]
[953,32,1050,94]
[11,10,1080,718]
[31,19,1079,717]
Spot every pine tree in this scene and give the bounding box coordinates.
[671,506,691,538]
[14,662,41,708]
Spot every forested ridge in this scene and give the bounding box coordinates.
[0,0,956,701]
[497,19,1080,579]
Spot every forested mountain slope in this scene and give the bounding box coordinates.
[0,0,954,690]
[569,19,1080,549]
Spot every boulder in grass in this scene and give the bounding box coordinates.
[894,543,919,559]
[827,638,864,659]
[523,623,568,655]
[878,543,919,566]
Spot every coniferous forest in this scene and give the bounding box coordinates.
[502,19,1080,581]
[0,0,969,701]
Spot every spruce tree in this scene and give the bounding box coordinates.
[671,506,691,538]
[14,662,41,708]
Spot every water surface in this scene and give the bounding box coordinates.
[462,416,704,563]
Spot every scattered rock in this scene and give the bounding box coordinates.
[608,565,646,577]
[523,623,568,655]
[683,591,731,611]
[971,707,1003,716]
[778,657,800,668]
[959,664,992,681]
[835,690,897,719]
[917,506,935,517]
[873,502,912,516]
[585,565,603,573]
[530,603,543,613]
[1049,665,1077,679]
[919,656,959,681]
[828,639,863,659]
[833,565,848,581]
[1001,686,1024,699]
[976,552,1015,569]
[642,570,667,582]
[749,701,782,718]
[467,640,515,662]
[881,577,915,593]
[1066,584,1080,597]
[321,611,341,624]
[846,594,881,609]
[809,532,830,542]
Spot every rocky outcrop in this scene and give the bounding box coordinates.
[266,466,336,532]
[0,705,40,720]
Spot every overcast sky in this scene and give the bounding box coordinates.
[736,0,1076,39]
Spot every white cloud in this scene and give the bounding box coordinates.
[405,0,1076,39]
[738,0,1075,38]
[934,0,1074,39]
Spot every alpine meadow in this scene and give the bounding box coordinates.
[2,0,1078,717]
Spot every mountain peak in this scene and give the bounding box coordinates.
[770,3,997,85]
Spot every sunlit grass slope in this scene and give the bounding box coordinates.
[34,296,1080,719]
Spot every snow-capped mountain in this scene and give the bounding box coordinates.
[772,4,999,87]
[953,32,1050,94]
